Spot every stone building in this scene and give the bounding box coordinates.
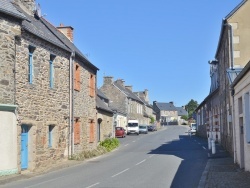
[96,89,114,141]
[196,0,250,157]
[153,101,178,125]
[100,76,144,124]
[0,0,98,176]
[134,89,156,125]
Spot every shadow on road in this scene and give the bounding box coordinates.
[148,135,208,188]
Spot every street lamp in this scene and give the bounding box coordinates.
[226,68,242,85]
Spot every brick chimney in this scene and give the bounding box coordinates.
[125,85,133,91]
[14,0,36,15]
[103,76,113,85]
[57,23,74,42]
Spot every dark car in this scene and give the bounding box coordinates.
[152,125,157,131]
[115,127,126,138]
[148,125,154,132]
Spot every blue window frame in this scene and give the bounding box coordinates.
[50,54,56,88]
[28,46,35,84]
[48,125,53,148]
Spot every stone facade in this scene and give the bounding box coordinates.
[100,76,145,124]
[0,0,99,175]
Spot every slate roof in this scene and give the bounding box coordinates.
[97,89,109,100]
[5,1,98,71]
[113,81,143,104]
[175,107,188,116]
[155,102,177,111]
[13,4,70,52]
[41,18,99,71]
[96,96,113,114]
[0,0,26,19]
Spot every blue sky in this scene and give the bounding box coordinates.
[38,0,242,107]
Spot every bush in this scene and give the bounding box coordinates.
[99,138,120,152]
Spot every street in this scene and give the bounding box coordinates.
[2,125,208,188]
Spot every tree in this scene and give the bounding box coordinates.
[185,99,199,118]
[149,116,155,124]
[181,115,188,121]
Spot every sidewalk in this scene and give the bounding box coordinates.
[198,143,250,188]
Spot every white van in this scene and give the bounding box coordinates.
[127,120,139,135]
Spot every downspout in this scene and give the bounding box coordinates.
[14,35,21,105]
[227,22,237,163]
[69,51,75,158]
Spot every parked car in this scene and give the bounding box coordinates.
[190,123,197,134]
[152,125,157,131]
[115,127,126,138]
[127,119,139,135]
[139,125,148,134]
[148,125,154,132]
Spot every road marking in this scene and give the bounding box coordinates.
[85,182,100,188]
[203,146,206,150]
[149,154,155,158]
[124,144,129,146]
[136,159,146,166]
[111,168,129,178]
[133,141,136,142]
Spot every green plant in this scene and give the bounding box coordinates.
[149,116,155,124]
[99,138,120,152]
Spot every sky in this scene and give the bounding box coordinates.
[37,0,242,107]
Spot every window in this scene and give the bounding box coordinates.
[89,74,95,97]
[28,45,36,83]
[89,119,95,143]
[49,54,56,88]
[74,118,80,144]
[48,125,54,148]
[74,63,80,91]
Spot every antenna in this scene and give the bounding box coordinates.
[35,3,42,17]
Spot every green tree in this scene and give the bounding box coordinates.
[185,99,199,118]
[181,115,188,121]
[149,116,155,124]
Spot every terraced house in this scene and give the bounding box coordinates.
[0,0,98,176]
[196,0,250,164]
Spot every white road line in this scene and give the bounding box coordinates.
[133,141,136,142]
[85,182,100,188]
[111,168,129,178]
[203,146,206,150]
[149,154,155,158]
[124,144,129,146]
[136,159,146,166]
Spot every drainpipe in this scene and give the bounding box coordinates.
[69,51,75,158]
[14,35,21,105]
[226,22,237,163]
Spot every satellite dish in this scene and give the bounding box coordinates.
[35,3,42,17]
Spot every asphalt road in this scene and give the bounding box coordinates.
[2,125,208,188]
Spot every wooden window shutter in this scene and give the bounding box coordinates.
[89,120,95,143]
[74,119,80,144]
[89,74,95,97]
[74,63,80,91]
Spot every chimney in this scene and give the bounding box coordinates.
[57,23,74,42]
[14,0,36,15]
[144,89,149,102]
[103,76,113,85]
[125,85,133,91]
[169,101,174,105]
[116,79,125,87]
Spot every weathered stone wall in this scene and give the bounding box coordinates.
[73,58,97,153]
[15,30,70,171]
[98,110,113,141]
[0,14,21,104]
[100,78,127,115]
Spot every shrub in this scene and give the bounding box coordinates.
[99,138,120,152]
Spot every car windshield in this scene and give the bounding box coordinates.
[128,123,138,127]
[139,125,146,128]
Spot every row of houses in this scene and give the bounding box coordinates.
[195,0,250,171]
[0,0,187,176]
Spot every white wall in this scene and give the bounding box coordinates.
[0,111,18,176]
